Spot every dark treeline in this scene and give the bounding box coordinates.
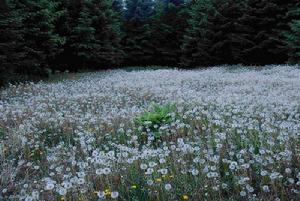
[0,0,299,86]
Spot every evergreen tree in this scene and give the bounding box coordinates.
[122,0,155,65]
[237,0,287,64]
[69,0,96,69]
[59,0,124,70]
[0,0,63,86]
[270,0,297,63]
[0,1,20,87]
[209,0,246,64]
[180,0,216,66]
[150,0,188,65]
[285,5,300,63]
[90,0,124,67]
[16,0,64,72]
[51,0,82,71]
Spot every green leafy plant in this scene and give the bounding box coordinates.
[134,103,177,146]
[0,127,5,140]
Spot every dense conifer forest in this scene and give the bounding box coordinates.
[0,0,299,86]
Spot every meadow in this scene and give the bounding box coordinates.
[1,66,300,201]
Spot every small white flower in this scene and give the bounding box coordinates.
[221,183,228,189]
[159,168,168,175]
[246,184,254,193]
[285,168,292,174]
[149,161,157,168]
[165,183,172,191]
[145,168,154,175]
[45,182,55,190]
[262,185,270,193]
[140,163,147,170]
[270,172,280,180]
[25,196,34,201]
[111,191,119,199]
[97,191,105,199]
[58,187,67,196]
[96,169,103,175]
[77,178,85,185]
[288,178,295,184]
[229,162,237,170]
[103,168,111,175]
[192,169,199,176]
[240,191,246,197]
[260,170,268,176]
[147,180,154,186]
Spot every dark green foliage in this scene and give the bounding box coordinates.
[122,22,155,65]
[180,0,216,66]
[125,0,155,21]
[0,3,22,86]
[112,0,124,12]
[285,4,300,63]
[18,0,64,68]
[0,0,123,86]
[150,0,188,65]
[69,0,96,69]
[164,0,184,7]
[122,0,156,65]
[209,0,247,64]
[0,0,62,86]
[123,0,188,66]
[181,0,299,66]
[237,0,288,64]
[60,0,124,70]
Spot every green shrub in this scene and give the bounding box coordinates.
[134,103,177,146]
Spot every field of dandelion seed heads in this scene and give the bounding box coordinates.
[1,66,300,201]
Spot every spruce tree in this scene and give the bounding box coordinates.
[51,0,82,71]
[0,0,21,86]
[285,5,300,63]
[70,0,96,69]
[209,0,246,64]
[237,0,287,64]
[150,0,188,65]
[180,0,216,66]
[270,0,298,63]
[16,0,64,73]
[122,0,155,65]
[0,0,62,86]
[60,0,124,70]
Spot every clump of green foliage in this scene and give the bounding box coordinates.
[134,103,177,146]
[0,127,4,140]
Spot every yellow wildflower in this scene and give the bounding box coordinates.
[155,178,162,183]
[182,195,189,200]
[105,189,111,196]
